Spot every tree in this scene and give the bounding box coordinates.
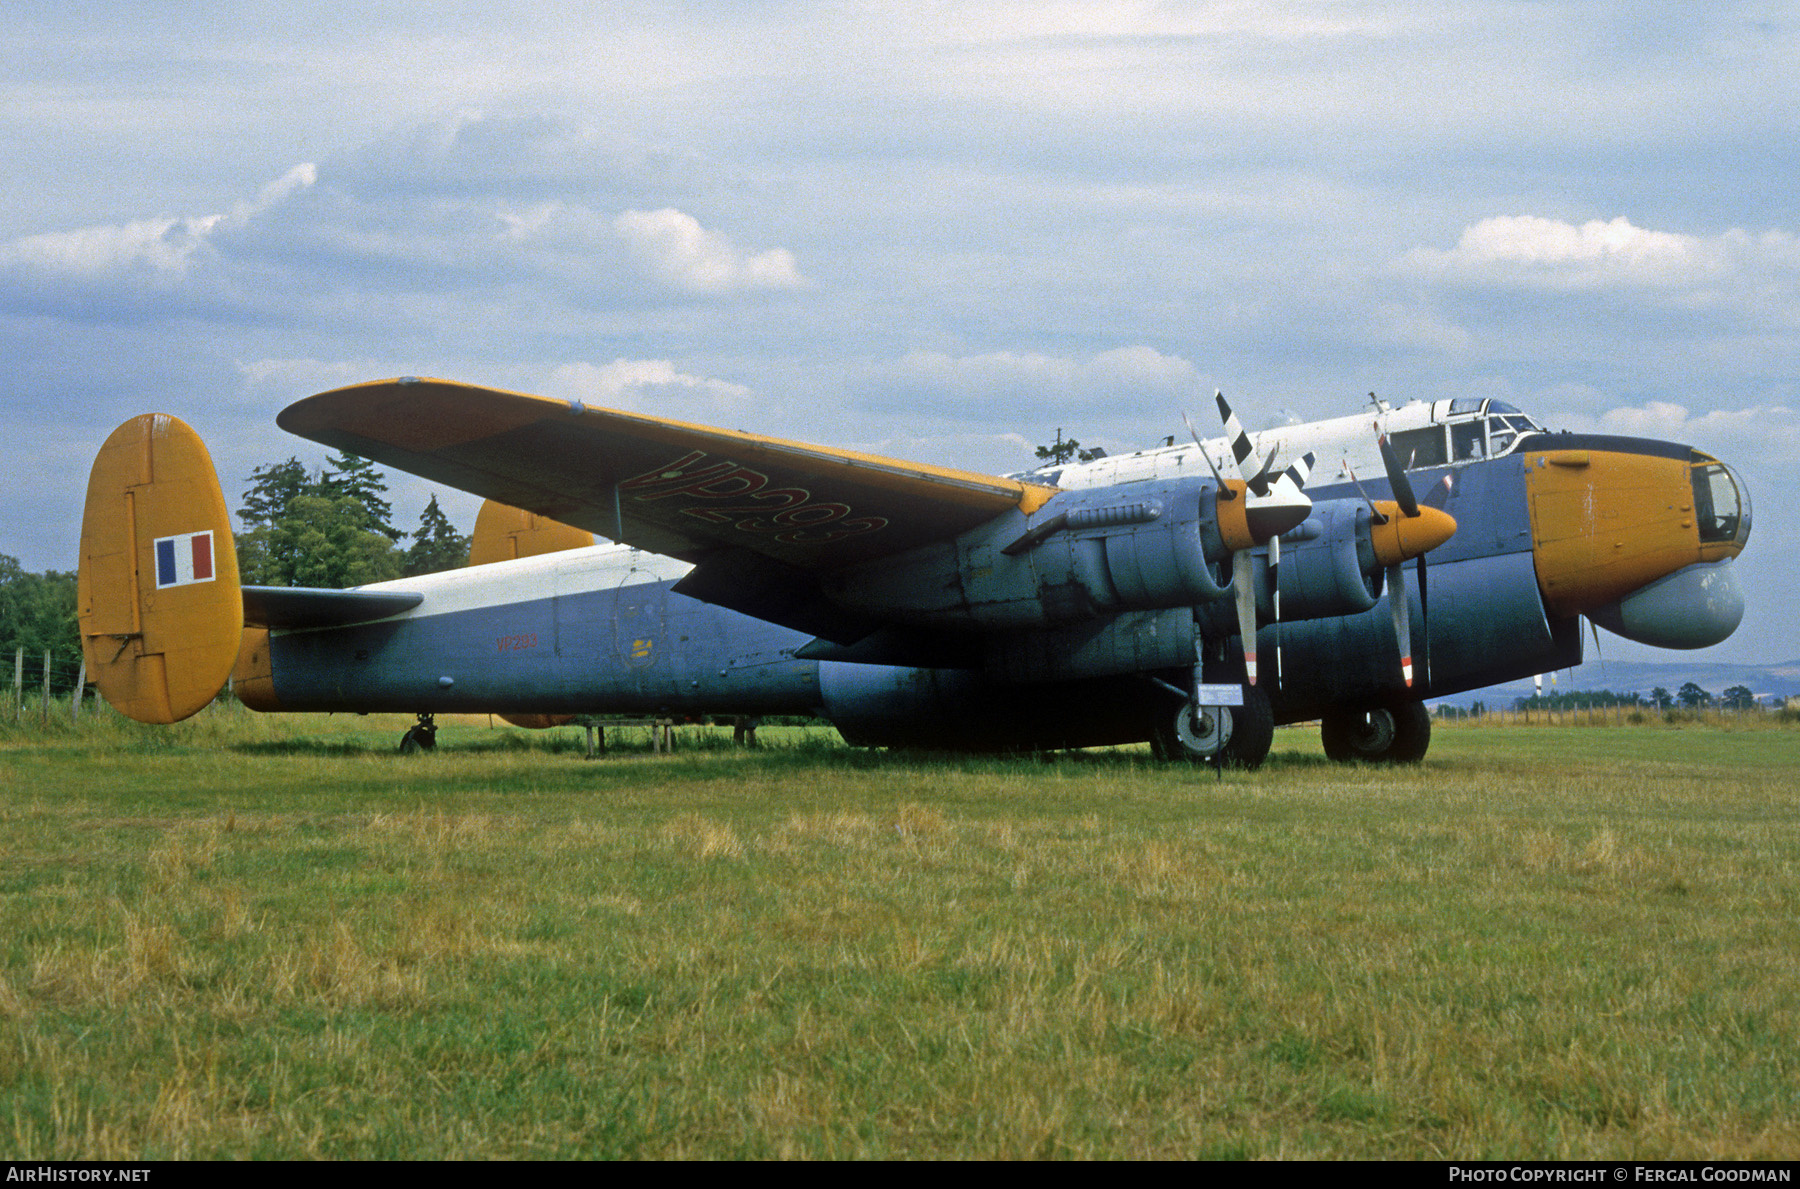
[1035,428,1106,466]
[238,458,312,530]
[319,452,401,542]
[1677,682,1712,709]
[276,494,404,589]
[1721,684,1757,711]
[237,454,406,585]
[404,495,471,577]
[1649,686,1671,710]
[0,555,80,693]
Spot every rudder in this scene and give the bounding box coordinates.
[78,414,243,723]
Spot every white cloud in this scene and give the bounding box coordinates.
[612,208,805,295]
[1398,215,1800,292]
[895,344,1196,394]
[867,345,1202,423]
[0,163,316,280]
[0,215,222,278]
[545,358,752,410]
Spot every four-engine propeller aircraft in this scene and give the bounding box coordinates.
[77,379,1751,766]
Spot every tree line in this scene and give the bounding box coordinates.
[2,454,471,695]
[1510,684,1761,711]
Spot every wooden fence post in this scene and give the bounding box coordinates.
[12,646,20,722]
[41,649,51,724]
[71,657,87,722]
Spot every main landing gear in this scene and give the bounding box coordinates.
[399,712,438,754]
[1320,702,1430,764]
[1152,682,1274,770]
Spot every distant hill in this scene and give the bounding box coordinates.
[1433,658,1800,709]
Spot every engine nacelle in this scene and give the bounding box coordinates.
[1196,499,1380,636]
[823,479,1235,629]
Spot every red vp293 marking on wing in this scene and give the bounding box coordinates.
[618,451,890,545]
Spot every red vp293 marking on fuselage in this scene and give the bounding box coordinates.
[497,633,538,653]
[618,451,889,545]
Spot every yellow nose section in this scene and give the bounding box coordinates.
[1368,503,1457,567]
[1526,446,1745,618]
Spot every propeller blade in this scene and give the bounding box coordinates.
[1279,451,1317,494]
[1234,548,1258,685]
[1343,460,1389,525]
[1182,409,1236,498]
[1215,391,1273,495]
[1269,533,1282,689]
[1388,561,1414,688]
[1377,433,1420,519]
[1416,551,1430,688]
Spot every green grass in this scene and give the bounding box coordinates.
[1,706,1797,1158]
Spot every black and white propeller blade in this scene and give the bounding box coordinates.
[1190,392,1316,686]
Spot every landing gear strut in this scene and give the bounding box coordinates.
[399,712,438,754]
[1320,702,1430,764]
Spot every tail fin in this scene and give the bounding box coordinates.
[468,500,595,566]
[77,414,243,723]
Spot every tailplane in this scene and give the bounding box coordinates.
[78,414,243,723]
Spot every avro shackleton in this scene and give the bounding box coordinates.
[78,382,1749,766]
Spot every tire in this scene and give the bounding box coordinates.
[399,725,437,754]
[1320,702,1431,764]
[1152,683,1272,769]
[1219,684,1274,770]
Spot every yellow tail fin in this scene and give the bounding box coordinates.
[77,414,243,723]
[468,500,595,566]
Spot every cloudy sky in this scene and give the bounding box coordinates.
[4,2,1794,666]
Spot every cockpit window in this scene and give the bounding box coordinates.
[1692,461,1751,547]
[1389,426,1447,469]
[1451,421,1487,461]
[1448,398,1484,416]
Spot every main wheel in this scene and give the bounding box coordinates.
[1320,702,1430,764]
[1152,684,1273,769]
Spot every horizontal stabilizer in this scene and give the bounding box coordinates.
[242,586,424,630]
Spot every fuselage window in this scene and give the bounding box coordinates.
[1389,426,1448,469]
[1451,421,1487,461]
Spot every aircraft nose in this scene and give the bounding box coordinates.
[1526,437,1750,646]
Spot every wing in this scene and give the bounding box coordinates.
[279,378,1059,641]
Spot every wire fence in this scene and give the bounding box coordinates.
[6,645,100,725]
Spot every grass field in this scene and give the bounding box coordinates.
[1,706,1796,1159]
